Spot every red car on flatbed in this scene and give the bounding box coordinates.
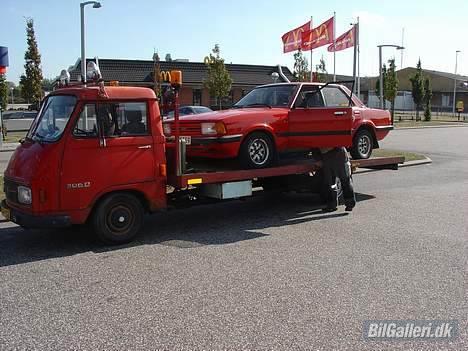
[163,82,393,168]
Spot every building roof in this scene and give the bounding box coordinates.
[68,58,295,87]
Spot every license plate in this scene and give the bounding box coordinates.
[1,207,10,221]
[180,136,191,145]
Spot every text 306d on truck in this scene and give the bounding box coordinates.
[0,65,402,244]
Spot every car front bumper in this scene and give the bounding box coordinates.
[1,200,71,229]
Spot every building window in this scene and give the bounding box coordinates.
[441,94,451,107]
[193,89,202,106]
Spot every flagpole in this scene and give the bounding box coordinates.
[310,16,313,82]
[357,17,360,97]
[333,11,336,81]
[352,22,357,92]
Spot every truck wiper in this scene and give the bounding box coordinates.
[242,103,272,109]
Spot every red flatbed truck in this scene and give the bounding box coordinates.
[1,71,403,244]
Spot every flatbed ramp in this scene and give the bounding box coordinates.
[168,156,405,188]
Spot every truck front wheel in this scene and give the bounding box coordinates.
[93,193,144,244]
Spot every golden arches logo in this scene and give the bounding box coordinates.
[314,24,330,42]
[159,71,171,82]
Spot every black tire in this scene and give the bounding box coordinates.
[92,193,144,244]
[350,129,374,159]
[239,132,275,169]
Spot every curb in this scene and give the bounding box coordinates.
[395,124,468,130]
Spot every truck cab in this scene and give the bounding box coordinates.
[3,85,167,238]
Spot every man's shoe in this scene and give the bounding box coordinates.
[345,206,354,212]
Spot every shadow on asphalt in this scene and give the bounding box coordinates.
[0,192,375,267]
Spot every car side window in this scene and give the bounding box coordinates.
[322,87,350,107]
[74,104,98,137]
[294,86,324,108]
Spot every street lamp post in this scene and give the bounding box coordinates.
[453,50,461,117]
[10,87,14,105]
[377,44,405,109]
[80,1,102,85]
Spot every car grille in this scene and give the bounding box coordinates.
[177,122,201,136]
[4,178,19,205]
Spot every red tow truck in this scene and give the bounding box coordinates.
[1,69,403,244]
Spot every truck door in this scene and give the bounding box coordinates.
[60,101,156,211]
[288,85,353,149]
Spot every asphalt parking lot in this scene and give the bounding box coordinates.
[0,126,466,350]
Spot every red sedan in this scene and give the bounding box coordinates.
[163,83,393,168]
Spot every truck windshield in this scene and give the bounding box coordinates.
[28,95,77,143]
[234,85,296,108]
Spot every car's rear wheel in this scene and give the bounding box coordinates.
[351,129,374,159]
[240,132,275,169]
[93,193,144,245]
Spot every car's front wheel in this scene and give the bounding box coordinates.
[239,132,276,169]
[350,129,374,159]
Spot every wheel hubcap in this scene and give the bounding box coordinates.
[248,139,269,165]
[358,135,371,156]
[106,205,134,235]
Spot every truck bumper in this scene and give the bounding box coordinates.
[1,200,71,229]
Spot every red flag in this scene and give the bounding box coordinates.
[328,26,355,52]
[281,21,311,53]
[301,16,334,51]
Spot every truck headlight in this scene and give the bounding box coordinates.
[18,186,32,205]
[163,123,171,135]
[201,122,226,135]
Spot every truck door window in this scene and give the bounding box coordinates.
[74,104,98,137]
[115,102,148,136]
[322,87,351,107]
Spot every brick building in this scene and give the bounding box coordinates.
[68,58,294,109]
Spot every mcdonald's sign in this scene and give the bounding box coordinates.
[159,70,172,82]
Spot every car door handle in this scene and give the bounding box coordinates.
[334,111,347,116]
[138,145,152,149]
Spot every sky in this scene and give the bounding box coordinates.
[1,0,467,84]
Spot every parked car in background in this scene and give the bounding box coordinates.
[163,83,393,168]
[165,106,213,119]
[2,111,37,132]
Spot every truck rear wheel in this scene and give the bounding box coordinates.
[92,193,144,244]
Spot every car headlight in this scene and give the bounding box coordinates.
[163,123,171,135]
[201,122,227,135]
[18,186,32,205]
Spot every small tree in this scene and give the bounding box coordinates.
[375,64,387,109]
[423,77,432,121]
[21,18,43,105]
[385,58,399,124]
[0,74,8,111]
[293,49,309,82]
[204,44,232,110]
[409,59,425,121]
[315,56,328,83]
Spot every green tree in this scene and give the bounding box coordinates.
[20,18,43,105]
[409,59,425,121]
[423,77,432,121]
[385,58,399,124]
[41,78,55,92]
[315,56,328,83]
[0,74,8,111]
[375,64,387,109]
[204,44,232,110]
[293,49,310,82]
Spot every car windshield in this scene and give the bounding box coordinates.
[27,95,77,142]
[234,85,296,108]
